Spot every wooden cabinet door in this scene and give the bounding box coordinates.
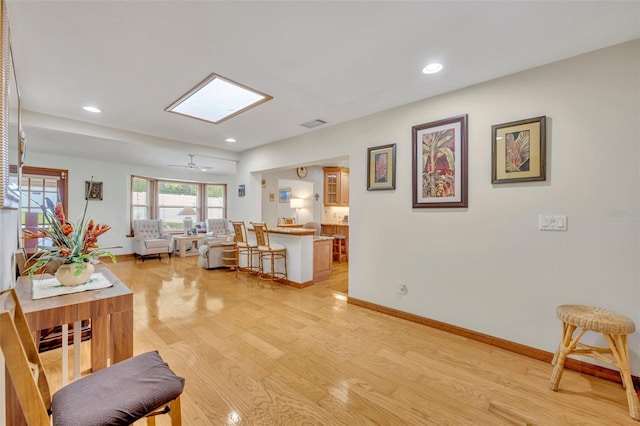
[324,170,339,205]
[324,167,349,206]
[339,171,349,205]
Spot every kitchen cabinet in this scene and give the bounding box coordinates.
[313,237,333,283]
[323,167,349,206]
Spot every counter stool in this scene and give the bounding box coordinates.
[332,234,347,263]
[252,222,288,287]
[550,304,639,420]
[231,221,258,277]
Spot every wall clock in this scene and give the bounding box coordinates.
[296,166,308,179]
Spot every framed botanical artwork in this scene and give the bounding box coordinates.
[367,143,396,191]
[279,187,291,203]
[412,114,468,208]
[492,116,546,184]
[85,181,103,200]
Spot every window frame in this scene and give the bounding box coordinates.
[130,175,226,235]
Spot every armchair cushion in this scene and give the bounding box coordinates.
[206,218,230,237]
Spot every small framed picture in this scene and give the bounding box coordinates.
[279,187,291,203]
[492,116,546,184]
[367,143,396,191]
[238,184,246,197]
[85,181,103,200]
[269,193,275,202]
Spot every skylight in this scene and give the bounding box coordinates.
[165,73,272,124]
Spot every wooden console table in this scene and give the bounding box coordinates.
[6,266,133,424]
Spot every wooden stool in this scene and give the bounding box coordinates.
[252,222,288,287]
[550,304,639,420]
[332,234,347,263]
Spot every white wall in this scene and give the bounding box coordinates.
[14,153,237,255]
[238,40,640,372]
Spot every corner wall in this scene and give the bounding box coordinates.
[238,40,640,372]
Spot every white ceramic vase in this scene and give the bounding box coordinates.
[55,262,95,286]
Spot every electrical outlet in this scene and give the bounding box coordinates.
[397,283,408,295]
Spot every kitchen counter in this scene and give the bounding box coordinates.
[247,227,315,287]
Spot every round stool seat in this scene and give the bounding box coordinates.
[556,305,635,335]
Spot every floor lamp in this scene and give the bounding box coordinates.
[177,206,197,235]
[290,198,304,223]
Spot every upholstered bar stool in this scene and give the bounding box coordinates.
[550,304,639,420]
[231,221,258,277]
[252,222,288,287]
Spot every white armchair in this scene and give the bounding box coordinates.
[199,218,233,269]
[205,218,231,237]
[132,219,173,261]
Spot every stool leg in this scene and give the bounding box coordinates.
[606,333,640,420]
[550,323,578,391]
[170,396,182,425]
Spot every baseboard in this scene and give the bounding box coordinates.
[347,296,639,389]
[284,280,314,289]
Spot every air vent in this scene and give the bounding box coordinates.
[301,119,327,129]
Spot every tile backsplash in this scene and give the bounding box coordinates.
[323,206,350,223]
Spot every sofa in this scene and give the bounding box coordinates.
[198,219,234,269]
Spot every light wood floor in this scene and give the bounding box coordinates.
[39,256,636,425]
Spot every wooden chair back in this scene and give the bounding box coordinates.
[231,221,248,244]
[0,288,52,425]
[252,222,271,248]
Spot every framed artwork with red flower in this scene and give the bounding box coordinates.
[367,143,396,191]
[491,116,546,184]
[412,114,468,208]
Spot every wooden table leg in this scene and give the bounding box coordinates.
[90,315,108,372]
[111,310,133,364]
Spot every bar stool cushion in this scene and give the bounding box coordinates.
[556,305,635,334]
[52,351,185,426]
[258,243,285,251]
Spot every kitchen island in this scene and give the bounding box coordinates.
[247,227,331,287]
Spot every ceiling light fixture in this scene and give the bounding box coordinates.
[165,73,273,124]
[422,63,443,74]
[225,138,236,143]
[83,106,101,113]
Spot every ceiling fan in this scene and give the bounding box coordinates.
[168,154,214,171]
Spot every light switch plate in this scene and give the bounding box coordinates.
[539,215,567,231]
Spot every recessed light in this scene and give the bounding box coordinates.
[422,63,443,74]
[83,106,101,113]
[225,138,236,143]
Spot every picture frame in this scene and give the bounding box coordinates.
[367,143,396,191]
[85,181,103,200]
[238,184,245,197]
[412,114,468,208]
[491,116,546,184]
[268,193,275,202]
[279,187,291,203]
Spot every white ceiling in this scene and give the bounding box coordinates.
[6,1,640,174]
